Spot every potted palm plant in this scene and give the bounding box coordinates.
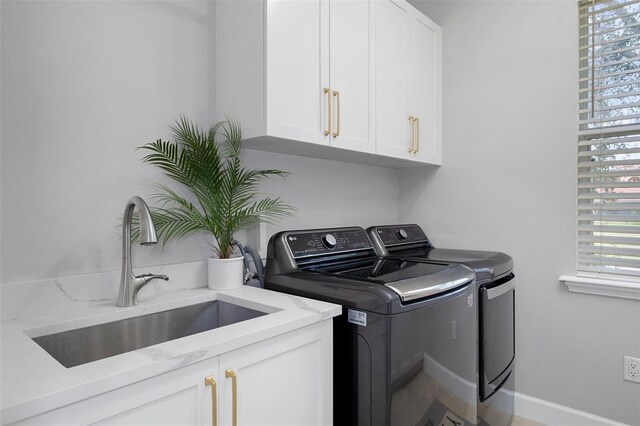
[138,116,296,290]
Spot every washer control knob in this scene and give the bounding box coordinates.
[322,233,337,249]
[396,229,408,240]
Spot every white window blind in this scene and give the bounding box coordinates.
[578,0,640,279]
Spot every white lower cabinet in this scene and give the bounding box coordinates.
[218,321,332,426]
[12,320,333,426]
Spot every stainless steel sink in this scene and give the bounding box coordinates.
[32,301,269,368]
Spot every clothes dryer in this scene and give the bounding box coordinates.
[367,224,515,426]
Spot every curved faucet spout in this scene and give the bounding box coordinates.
[123,196,157,246]
[117,196,169,307]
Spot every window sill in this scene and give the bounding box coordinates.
[559,275,640,301]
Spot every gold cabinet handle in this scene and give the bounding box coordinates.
[205,376,217,426]
[414,117,420,153]
[323,88,332,136]
[225,369,237,426]
[408,116,416,153]
[332,90,341,138]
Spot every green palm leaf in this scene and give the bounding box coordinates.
[136,116,297,258]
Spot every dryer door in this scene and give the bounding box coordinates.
[479,273,515,400]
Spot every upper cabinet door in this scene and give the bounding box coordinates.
[328,0,374,153]
[266,0,373,152]
[373,0,442,164]
[410,12,442,165]
[374,0,412,160]
[265,0,329,146]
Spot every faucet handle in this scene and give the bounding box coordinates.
[139,273,169,283]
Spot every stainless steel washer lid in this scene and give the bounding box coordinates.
[384,264,475,302]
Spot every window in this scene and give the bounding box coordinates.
[578,0,640,279]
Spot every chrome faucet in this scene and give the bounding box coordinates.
[117,196,169,307]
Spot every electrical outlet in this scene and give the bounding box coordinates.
[624,356,640,384]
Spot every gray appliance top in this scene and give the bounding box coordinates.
[265,227,475,307]
[366,224,513,282]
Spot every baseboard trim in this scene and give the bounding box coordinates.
[514,392,629,426]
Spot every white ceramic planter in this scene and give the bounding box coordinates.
[207,256,244,290]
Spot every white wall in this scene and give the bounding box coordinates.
[1,1,215,284]
[0,0,398,285]
[405,2,640,424]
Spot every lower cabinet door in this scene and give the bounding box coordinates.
[218,320,333,426]
[91,361,216,426]
[12,359,218,426]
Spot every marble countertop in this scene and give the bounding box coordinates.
[0,284,341,424]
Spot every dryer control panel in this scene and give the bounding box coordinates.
[371,224,430,247]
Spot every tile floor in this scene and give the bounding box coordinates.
[389,368,546,426]
[511,415,545,426]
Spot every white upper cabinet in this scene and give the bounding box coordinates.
[327,0,374,153]
[374,0,442,164]
[374,0,412,161]
[216,0,440,167]
[410,10,442,164]
[264,0,327,146]
[265,0,374,153]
